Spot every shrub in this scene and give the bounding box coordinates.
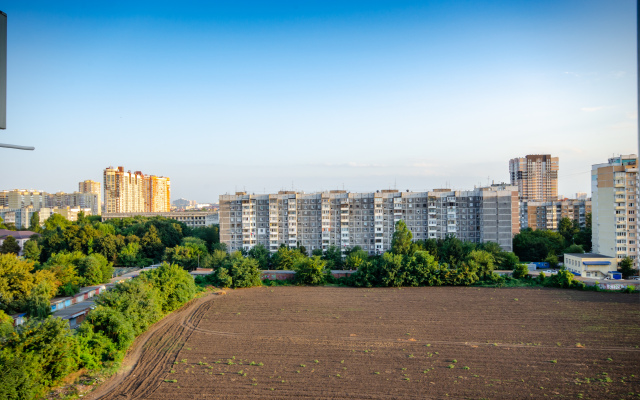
[75,323,122,369]
[0,349,42,400]
[86,306,135,350]
[94,279,162,336]
[2,317,78,391]
[546,269,584,289]
[512,263,529,279]
[210,258,262,289]
[139,262,197,312]
[212,267,233,288]
[229,257,262,288]
[292,256,327,285]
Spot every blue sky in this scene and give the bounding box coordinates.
[0,1,636,202]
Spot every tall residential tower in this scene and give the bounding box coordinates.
[510,154,559,228]
[103,166,171,214]
[591,155,638,270]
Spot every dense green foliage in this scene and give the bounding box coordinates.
[0,317,78,400]
[513,215,592,262]
[292,256,327,285]
[0,236,21,255]
[202,256,263,289]
[0,262,196,400]
[618,257,636,278]
[511,263,529,279]
[139,262,198,312]
[0,255,58,314]
[34,214,198,267]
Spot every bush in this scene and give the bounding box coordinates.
[210,258,262,289]
[546,270,584,289]
[1,317,78,392]
[85,306,136,350]
[139,262,197,312]
[292,256,326,285]
[512,263,529,279]
[211,268,233,288]
[544,254,559,269]
[94,279,162,336]
[0,349,42,400]
[483,272,506,286]
[75,323,122,369]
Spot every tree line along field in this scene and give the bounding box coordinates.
[88,286,640,400]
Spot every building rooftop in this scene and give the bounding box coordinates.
[0,229,38,240]
[565,253,615,259]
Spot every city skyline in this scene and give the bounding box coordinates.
[0,1,636,201]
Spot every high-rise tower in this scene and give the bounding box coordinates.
[103,166,170,213]
[509,154,559,229]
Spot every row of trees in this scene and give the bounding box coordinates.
[0,251,115,315]
[0,262,197,400]
[0,214,222,301]
[197,220,609,291]
[212,223,520,273]
[13,214,218,267]
[197,221,524,289]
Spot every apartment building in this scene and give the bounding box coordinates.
[591,154,638,269]
[525,199,591,231]
[101,211,217,229]
[0,190,8,207]
[219,186,519,255]
[79,180,100,195]
[0,207,34,229]
[103,166,170,213]
[145,175,171,212]
[7,190,46,210]
[43,191,100,216]
[509,155,559,202]
[509,154,559,229]
[79,180,101,215]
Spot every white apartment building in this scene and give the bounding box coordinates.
[219,186,519,255]
[592,154,639,269]
[101,211,218,229]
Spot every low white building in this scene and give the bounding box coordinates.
[564,253,616,279]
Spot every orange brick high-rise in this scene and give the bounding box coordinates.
[103,166,170,213]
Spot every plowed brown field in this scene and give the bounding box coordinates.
[88,286,640,400]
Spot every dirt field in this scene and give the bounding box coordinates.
[88,286,640,400]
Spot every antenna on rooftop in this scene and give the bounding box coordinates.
[0,12,34,151]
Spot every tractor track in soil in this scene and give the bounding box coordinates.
[85,292,217,400]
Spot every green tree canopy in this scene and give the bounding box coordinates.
[618,257,636,278]
[292,256,326,285]
[139,262,196,312]
[391,220,413,256]
[0,236,21,255]
[247,244,271,269]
